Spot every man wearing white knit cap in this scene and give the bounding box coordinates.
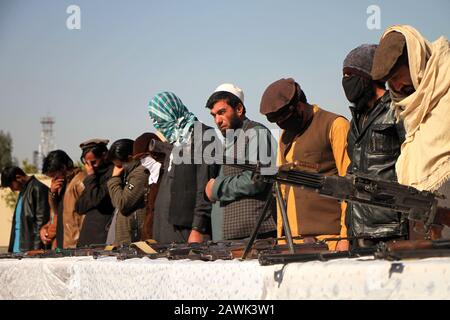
[214,83,245,105]
[204,83,277,241]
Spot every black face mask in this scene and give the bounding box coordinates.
[277,110,303,131]
[342,75,374,113]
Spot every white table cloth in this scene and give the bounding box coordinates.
[1,256,450,299]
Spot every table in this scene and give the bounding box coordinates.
[1,256,449,299]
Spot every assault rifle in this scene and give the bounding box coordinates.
[247,162,439,231]
[258,246,376,266]
[0,252,25,259]
[216,158,440,258]
[374,238,450,261]
[92,239,328,261]
[258,239,450,265]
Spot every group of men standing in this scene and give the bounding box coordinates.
[2,24,450,253]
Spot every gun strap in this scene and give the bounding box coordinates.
[131,241,157,254]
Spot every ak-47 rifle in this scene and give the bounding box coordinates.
[0,252,25,259]
[90,239,329,262]
[258,238,450,265]
[208,156,440,256]
[247,162,439,232]
[258,246,376,266]
[374,238,450,261]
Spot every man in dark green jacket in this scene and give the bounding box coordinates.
[204,83,277,241]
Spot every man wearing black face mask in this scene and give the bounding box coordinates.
[343,44,407,248]
[260,78,350,251]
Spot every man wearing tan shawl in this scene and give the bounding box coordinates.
[372,25,450,238]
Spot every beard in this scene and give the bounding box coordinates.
[220,113,243,135]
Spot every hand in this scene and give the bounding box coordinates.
[112,166,124,177]
[50,178,65,195]
[40,224,52,245]
[205,178,215,202]
[335,240,349,252]
[430,225,443,240]
[84,161,95,175]
[188,229,204,243]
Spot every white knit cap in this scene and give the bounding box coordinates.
[214,83,244,104]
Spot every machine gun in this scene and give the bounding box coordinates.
[91,239,329,262]
[258,246,376,266]
[221,160,440,259]
[258,238,450,265]
[246,162,439,231]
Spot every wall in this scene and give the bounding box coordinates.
[0,176,51,251]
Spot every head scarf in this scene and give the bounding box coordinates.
[381,25,450,191]
[148,92,197,144]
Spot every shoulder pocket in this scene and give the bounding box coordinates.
[369,124,398,155]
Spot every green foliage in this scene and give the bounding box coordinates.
[22,159,38,174]
[2,190,18,210]
[75,161,85,170]
[0,130,13,172]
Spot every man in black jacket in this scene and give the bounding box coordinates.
[76,139,115,247]
[342,44,407,247]
[1,166,50,252]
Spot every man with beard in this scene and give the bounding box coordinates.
[371,25,450,239]
[260,78,350,251]
[342,44,407,247]
[204,83,277,241]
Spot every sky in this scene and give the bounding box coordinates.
[0,0,449,164]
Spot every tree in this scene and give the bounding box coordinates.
[22,159,38,174]
[0,130,12,172]
[2,190,18,210]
